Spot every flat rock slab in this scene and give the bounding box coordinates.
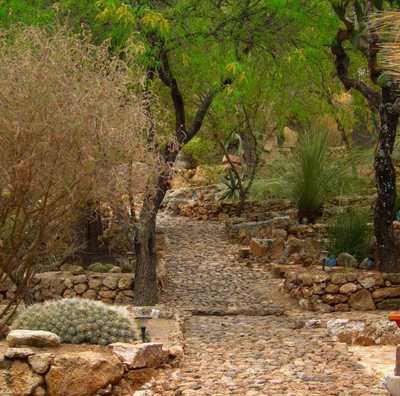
[5,347,35,359]
[110,342,165,369]
[7,330,60,348]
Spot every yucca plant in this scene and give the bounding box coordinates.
[327,208,372,261]
[219,168,243,201]
[267,131,360,223]
[13,298,136,345]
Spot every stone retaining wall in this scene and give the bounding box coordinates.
[0,271,135,305]
[277,265,400,312]
[0,339,168,396]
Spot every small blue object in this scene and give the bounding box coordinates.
[366,258,375,269]
[325,256,337,268]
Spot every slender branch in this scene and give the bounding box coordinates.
[186,78,233,144]
[158,48,186,142]
[331,27,381,112]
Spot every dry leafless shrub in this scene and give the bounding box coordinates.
[370,11,400,83]
[0,26,159,320]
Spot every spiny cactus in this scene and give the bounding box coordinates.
[13,298,136,345]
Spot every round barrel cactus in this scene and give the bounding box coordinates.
[13,298,136,345]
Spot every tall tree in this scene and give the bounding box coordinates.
[329,0,400,272]
[94,0,322,304]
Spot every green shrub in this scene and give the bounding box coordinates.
[266,131,361,223]
[249,178,279,201]
[13,298,136,345]
[327,209,372,260]
[87,262,115,273]
[182,136,220,165]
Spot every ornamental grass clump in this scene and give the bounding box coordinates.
[327,208,372,261]
[266,131,362,223]
[13,298,136,345]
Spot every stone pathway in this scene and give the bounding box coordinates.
[147,215,388,395]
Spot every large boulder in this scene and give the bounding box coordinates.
[46,352,124,396]
[7,330,60,348]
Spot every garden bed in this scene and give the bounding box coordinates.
[0,306,183,396]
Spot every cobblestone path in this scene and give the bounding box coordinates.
[148,215,388,396]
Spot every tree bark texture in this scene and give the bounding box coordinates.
[374,87,399,272]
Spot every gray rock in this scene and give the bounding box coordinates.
[385,375,400,396]
[28,353,54,374]
[376,298,400,310]
[337,253,358,269]
[339,283,358,295]
[5,348,35,359]
[7,330,60,348]
[326,319,365,337]
[60,264,84,275]
[102,277,118,290]
[110,342,165,369]
[348,289,376,311]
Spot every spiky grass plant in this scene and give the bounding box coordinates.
[13,298,136,345]
[327,208,372,261]
[267,131,359,223]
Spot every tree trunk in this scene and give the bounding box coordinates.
[133,169,172,306]
[239,130,257,175]
[133,217,158,305]
[374,87,399,272]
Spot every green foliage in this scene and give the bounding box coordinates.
[182,136,219,165]
[267,131,359,223]
[87,262,115,273]
[249,178,279,201]
[13,298,136,345]
[327,208,372,260]
[0,0,55,28]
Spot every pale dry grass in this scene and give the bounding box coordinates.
[0,26,159,319]
[370,11,400,83]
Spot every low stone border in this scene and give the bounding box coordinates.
[30,272,135,305]
[276,265,400,312]
[0,271,134,305]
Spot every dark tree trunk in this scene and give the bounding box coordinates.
[374,87,400,272]
[133,170,172,306]
[133,216,158,306]
[86,211,104,255]
[239,130,257,176]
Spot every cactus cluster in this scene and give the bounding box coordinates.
[13,298,136,345]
